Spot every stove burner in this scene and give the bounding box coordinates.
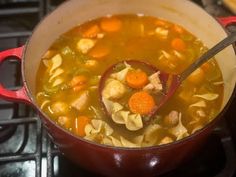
[0,125,16,143]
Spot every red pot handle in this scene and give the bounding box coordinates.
[218,16,236,27]
[0,46,31,104]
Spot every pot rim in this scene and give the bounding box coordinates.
[22,0,236,152]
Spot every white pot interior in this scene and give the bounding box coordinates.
[24,0,236,112]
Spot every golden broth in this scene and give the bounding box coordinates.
[36,14,223,147]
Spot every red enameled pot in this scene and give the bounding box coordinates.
[1,0,236,176]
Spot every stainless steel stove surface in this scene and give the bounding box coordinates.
[0,0,236,177]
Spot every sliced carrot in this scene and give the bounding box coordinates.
[70,75,87,87]
[70,75,87,92]
[73,85,87,92]
[82,25,100,38]
[74,116,90,137]
[171,38,186,51]
[126,70,148,89]
[187,68,205,85]
[100,17,122,32]
[128,91,156,115]
[89,45,110,59]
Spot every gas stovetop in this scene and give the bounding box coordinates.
[0,1,236,177]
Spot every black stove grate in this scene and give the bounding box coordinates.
[0,117,43,177]
[0,0,236,177]
[0,1,59,177]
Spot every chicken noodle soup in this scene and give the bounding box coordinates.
[100,60,164,131]
[36,14,223,147]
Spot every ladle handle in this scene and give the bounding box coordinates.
[179,32,236,82]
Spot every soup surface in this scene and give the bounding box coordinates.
[36,14,223,147]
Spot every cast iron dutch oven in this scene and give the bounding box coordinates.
[0,0,236,176]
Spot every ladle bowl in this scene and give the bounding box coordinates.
[99,60,163,120]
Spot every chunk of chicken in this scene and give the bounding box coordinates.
[50,101,69,116]
[163,110,179,127]
[169,112,189,140]
[58,116,70,129]
[71,91,89,111]
[77,39,95,54]
[143,72,162,93]
[102,79,126,100]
